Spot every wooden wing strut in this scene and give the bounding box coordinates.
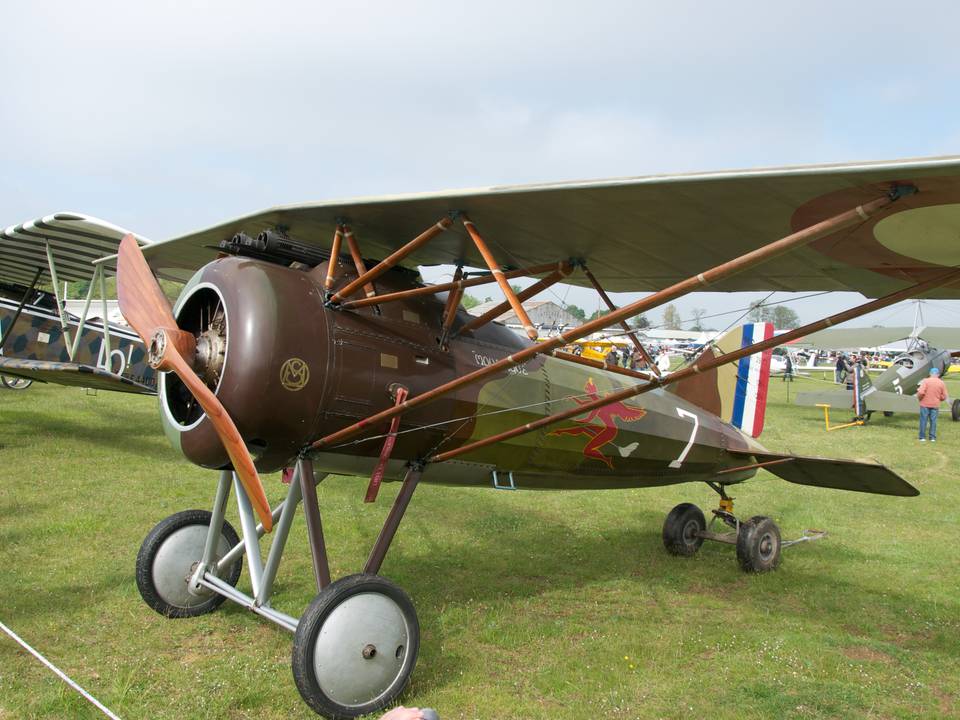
[462,217,539,340]
[582,265,659,375]
[457,261,573,337]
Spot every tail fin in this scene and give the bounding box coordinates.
[668,323,774,438]
[851,362,870,416]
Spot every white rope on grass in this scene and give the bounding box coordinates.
[0,619,122,720]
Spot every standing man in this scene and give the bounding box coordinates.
[916,367,950,442]
[782,354,794,382]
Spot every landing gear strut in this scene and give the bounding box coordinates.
[134,460,426,719]
[661,482,821,573]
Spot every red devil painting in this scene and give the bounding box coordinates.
[549,378,647,468]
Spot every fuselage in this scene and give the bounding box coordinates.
[864,347,952,398]
[159,255,765,490]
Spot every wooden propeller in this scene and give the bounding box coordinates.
[116,235,273,531]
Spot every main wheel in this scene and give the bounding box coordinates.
[952,399,960,422]
[662,503,706,557]
[736,516,782,573]
[136,509,242,618]
[292,574,419,719]
[1,375,32,390]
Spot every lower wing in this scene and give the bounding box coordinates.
[0,357,155,395]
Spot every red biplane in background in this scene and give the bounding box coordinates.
[25,156,960,718]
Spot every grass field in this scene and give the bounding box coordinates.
[1,373,958,719]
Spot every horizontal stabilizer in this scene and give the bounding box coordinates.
[0,357,154,395]
[795,390,852,408]
[744,452,918,496]
[796,389,921,414]
[858,390,921,414]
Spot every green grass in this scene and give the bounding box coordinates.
[1,375,958,719]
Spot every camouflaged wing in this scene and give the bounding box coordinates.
[137,155,960,298]
[0,357,155,394]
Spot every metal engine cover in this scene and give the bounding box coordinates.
[159,256,330,472]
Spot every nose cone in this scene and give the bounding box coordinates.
[159,256,329,472]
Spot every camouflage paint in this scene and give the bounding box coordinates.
[0,297,156,390]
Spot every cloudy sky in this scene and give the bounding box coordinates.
[2,1,959,330]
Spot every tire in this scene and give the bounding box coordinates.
[736,516,782,573]
[292,574,419,719]
[883,411,894,417]
[136,509,242,618]
[1,375,32,390]
[662,503,706,557]
[952,399,960,422]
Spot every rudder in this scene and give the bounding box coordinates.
[668,323,775,438]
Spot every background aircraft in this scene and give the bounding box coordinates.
[0,215,156,394]
[794,329,960,421]
[82,154,959,718]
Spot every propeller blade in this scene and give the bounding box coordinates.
[116,235,178,341]
[116,235,273,532]
[160,335,273,531]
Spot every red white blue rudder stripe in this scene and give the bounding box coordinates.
[730,322,775,438]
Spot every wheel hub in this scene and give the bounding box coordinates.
[758,532,775,560]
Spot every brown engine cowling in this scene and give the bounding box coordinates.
[159,255,331,472]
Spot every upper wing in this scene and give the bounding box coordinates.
[795,326,960,350]
[139,155,960,296]
[0,213,150,286]
[0,357,155,394]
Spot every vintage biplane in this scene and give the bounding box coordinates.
[795,327,960,422]
[28,155,960,718]
[0,214,156,394]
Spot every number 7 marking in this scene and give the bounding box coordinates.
[669,408,699,469]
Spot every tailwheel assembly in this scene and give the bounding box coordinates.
[135,509,243,618]
[661,483,825,573]
[292,574,420,719]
